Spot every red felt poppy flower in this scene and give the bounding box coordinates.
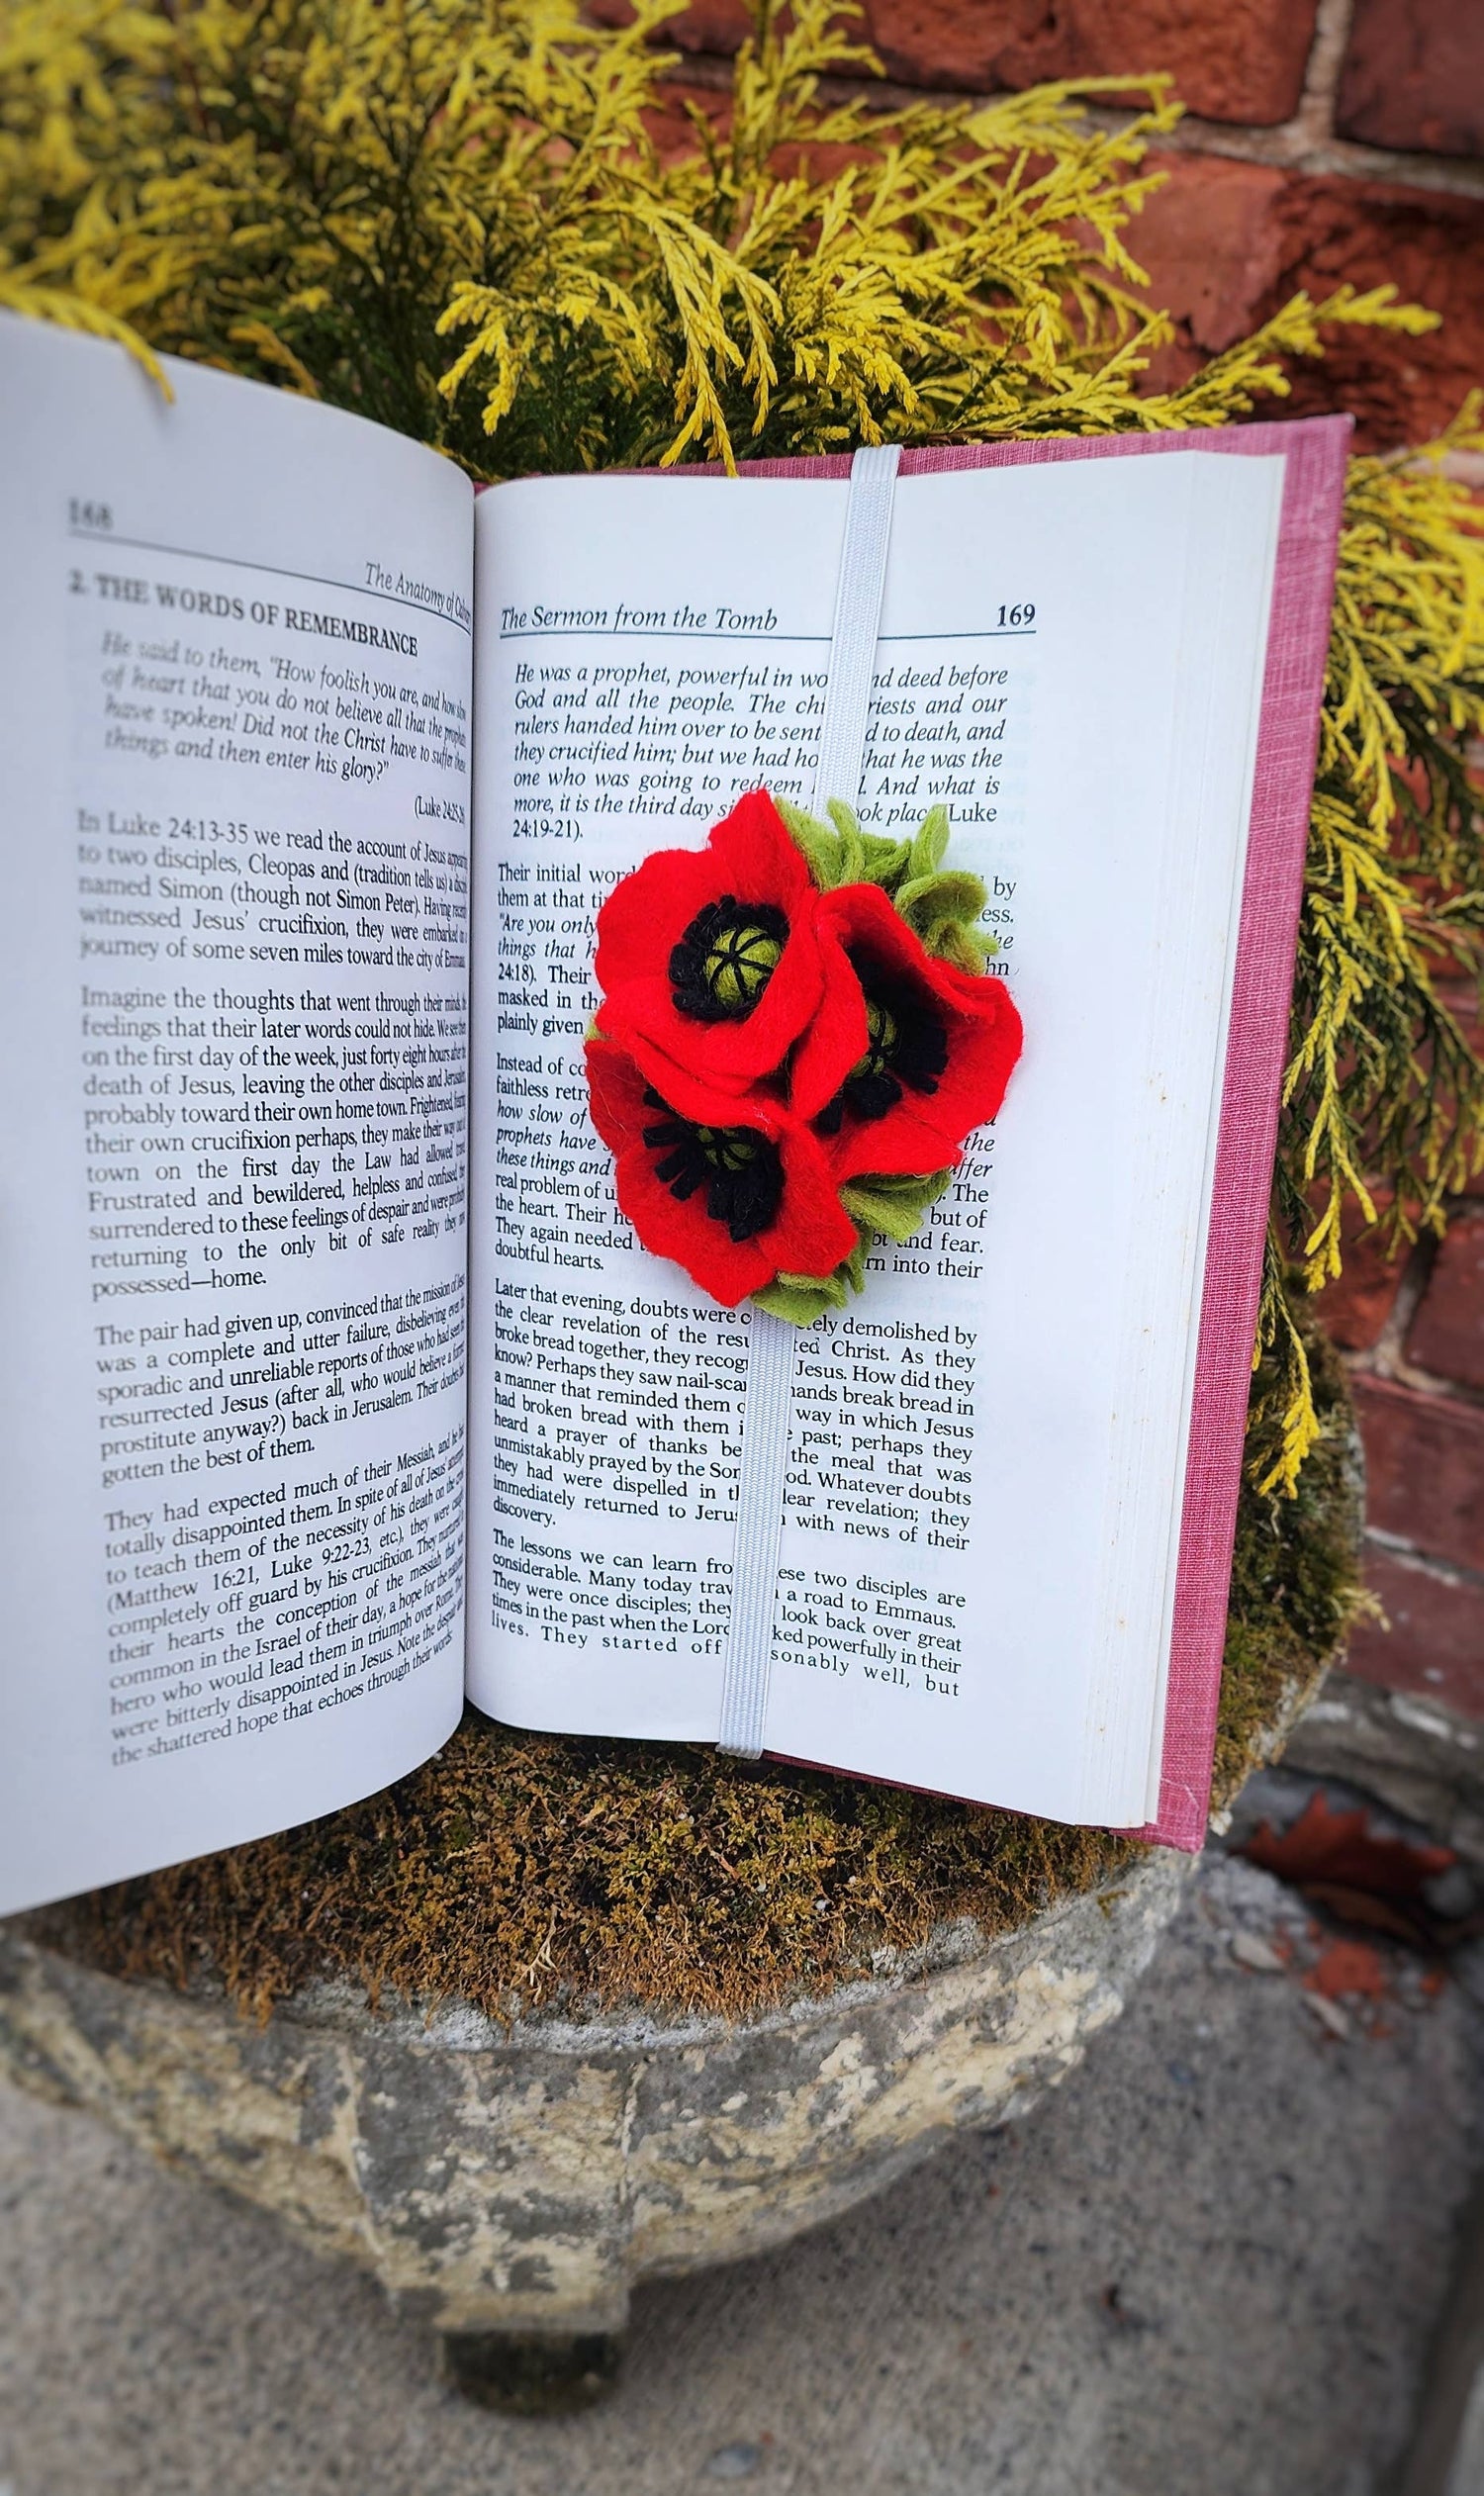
[789,882,1024,1180]
[586,1037,859,1306]
[593,788,861,1098]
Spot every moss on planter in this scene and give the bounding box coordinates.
[36,1339,1360,2027]
[1214,1345,1363,1803]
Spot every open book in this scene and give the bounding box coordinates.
[0,315,1349,1917]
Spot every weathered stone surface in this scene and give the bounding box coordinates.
[1132,157,1484,449]
[0,1851,1190,2338]
[1337,0,1484,160]
[4,1837,1480,2494]
[1286,1660,1484,1855]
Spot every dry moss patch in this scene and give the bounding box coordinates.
[38,1353,1360,2027]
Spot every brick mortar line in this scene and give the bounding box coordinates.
[1345,1218,1484,1414]
[1364,1527,1484,1597]
[1364,1358,1484,1414]
[1132,118,1484,202]
[1295,0,1356,139]
[655,55,1484,203]
[1364,1231,1437,1373]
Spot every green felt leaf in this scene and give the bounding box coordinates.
[780,797,926,897]
[753,1226,873,1326]
[826,798,867,886]
[907,803,950,879]
[776,796,844,891]
[840,1167,954,1243]
[859,830,914,890]
[753,1271,844,1325]
[925,919,990,972]
[895,867,988,929]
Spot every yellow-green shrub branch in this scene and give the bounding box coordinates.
[4,0,1482,1494]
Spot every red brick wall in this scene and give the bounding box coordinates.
[1318,1035,1484,1723]
[623,0,1484,1710]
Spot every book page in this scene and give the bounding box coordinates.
[0,321,474,1914]
[464,449,1281,1825]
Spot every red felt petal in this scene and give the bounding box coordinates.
[587,1036,852,1302]
[796,879,1024,1153]
[826,1114,965,1186]
[586,1034,771,1140]
[610,1143,773,1306]
[761,1128,860,1278]
[820,993,1021,1178]
[813,882,972,999]
[594,844,732,993]
[787,941,871,1120]
[599,946,825,1098]
[925,975,1024,1141]
[703,787,818,912]
[594,788,828,1091]
[815,882,1020,1036]
[585,1035,653,1156]
[790,883,938,1118]
[587,1037,857,1300]
[592,1006,787,1122]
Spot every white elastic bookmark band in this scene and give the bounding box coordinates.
[717,443,902,1759]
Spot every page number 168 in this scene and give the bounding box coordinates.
[996,601,1035,627]
[68,498,113,530]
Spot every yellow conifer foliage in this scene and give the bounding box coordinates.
[3,0,1481,1492]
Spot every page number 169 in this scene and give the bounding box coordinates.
[996,601,1035,627]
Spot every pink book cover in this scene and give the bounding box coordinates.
[694,416,1351,1852]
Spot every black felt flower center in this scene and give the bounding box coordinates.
[642,1090,785,1241]
[814,952,949,1135]
[670,896,788,1022]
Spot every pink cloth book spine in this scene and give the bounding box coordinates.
[716,416,1351,1850]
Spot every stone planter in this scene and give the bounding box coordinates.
[0,1374,1362,2403]
[0,1845,1191,2390]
